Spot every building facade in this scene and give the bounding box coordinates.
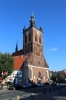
[12,13,50,85]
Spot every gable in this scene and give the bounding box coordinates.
[13,55,30,70]
[13,57,25,70]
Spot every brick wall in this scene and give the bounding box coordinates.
[28,65,50,83]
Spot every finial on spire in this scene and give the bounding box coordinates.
[30,12,36,27]
[32,11,33,15]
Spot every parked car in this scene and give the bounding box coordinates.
[51,82,57,86]
[31,83,38,88]
[44,82,49,85]
[22,84,32,89]
[57,83,62,88]
[36,83,44,87]
[15,84,22,90]
[9,84,22,90]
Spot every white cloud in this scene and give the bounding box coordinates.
[50,47,58,51]
[45,47,58,54]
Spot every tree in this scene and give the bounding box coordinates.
[0,52,14,77]
[50,72,57,81]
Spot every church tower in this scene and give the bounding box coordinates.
[23,13,43,57]
[22,13,47,68]
[12,13,49,84]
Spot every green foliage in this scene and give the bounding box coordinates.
[0,52,14,76]
[50,72,57,81]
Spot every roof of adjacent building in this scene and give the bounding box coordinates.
[12,49,23,56]
[13,57,25,70]
[13,55,30,70]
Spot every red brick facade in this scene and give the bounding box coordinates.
[12,13,50,84]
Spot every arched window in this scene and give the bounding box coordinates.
[38,72,41,78]
[28,33,31,42]
[46,71,49,79]
[39,38,41,43]
[25,35,27,44]
[30,68,32,79]
[35,36,37,41]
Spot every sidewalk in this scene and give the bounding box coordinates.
[0,85,8,91]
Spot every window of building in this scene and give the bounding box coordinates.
[30,68,32,79]
[40,49,41,56]
[39,38,41,43]
[30,43,32,52]
[35,36,37,42]
[25,35,27,44]
[31,42,32,52]
[25,45,27,54]
[28,44,30,53]
[29,34,31,41]
[38,61,40,65]
[38,72,41,78]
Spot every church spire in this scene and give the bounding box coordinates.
[30,12,36,27]
[15,41,18,52]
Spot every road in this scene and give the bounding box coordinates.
[0,86,46,99]
[0,86,54,100]
[0,85,66,100]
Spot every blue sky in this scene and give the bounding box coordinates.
[0,0,66,71]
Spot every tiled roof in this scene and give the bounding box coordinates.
[13,57,25,70]
[13,55,30,70]
[12,49,23,56]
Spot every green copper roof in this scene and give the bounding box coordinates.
[30,12,35,21]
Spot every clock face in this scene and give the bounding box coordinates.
[26,31,29,35]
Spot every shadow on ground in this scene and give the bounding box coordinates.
[19,86,66,100]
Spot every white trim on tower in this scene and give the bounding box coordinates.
[28,64,49,70]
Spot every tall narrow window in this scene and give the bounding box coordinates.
[25,35,27,44]
[28,44,29,53]
[35,36,37,42]
[30,43,32,52]
[30,68,32,79]
[25,45,27,54]
[38,72,41,78]
[39,37,41,43]
[38,61,40,66]
[29,34,31,41]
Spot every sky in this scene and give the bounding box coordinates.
[0,0,66,71]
